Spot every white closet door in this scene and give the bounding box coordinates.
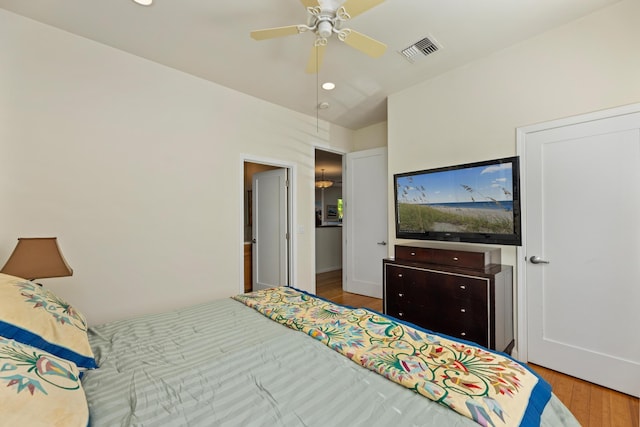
[519,104,640,397]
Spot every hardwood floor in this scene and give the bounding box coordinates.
[529,363,639,427]
[316,269,382,312]
[316,270,639,427]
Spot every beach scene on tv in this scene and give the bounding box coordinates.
[396,162,515,235]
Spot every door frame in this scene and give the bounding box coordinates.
[514,102,640,362]
[240,154,296,294]
[314,146,346,281]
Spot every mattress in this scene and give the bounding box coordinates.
[81,296,579,426]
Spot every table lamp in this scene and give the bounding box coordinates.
[1,237,73,281]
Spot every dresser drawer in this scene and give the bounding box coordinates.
[394,246,431,263]
[440,317,488,346]
[440,275,489,304]
[384,264,424,293]
[429,249,492,269]
[386,300,431,325]
[385,281,411,309]
[446,302,488,344]
[394,245,500,269]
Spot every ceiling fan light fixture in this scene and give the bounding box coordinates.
[317,20,333,38]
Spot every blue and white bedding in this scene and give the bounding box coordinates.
[81,293,580,426]
[0,273,91,426]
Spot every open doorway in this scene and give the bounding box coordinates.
[314,148,388,305]
[243,161,291,293]
[314,149,343,293]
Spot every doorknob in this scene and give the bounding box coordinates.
[529,256,550,264]
[252,238,257,244]
[377,241,387,245]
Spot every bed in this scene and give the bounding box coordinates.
[0,273,579,426]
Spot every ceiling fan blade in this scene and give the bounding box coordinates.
[300,0,319,8]
[341,0,385,19]
[306,44,326,74]
[341,29,386,58]
[250,25,302,41]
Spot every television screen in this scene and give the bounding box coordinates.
[394,156,521,246]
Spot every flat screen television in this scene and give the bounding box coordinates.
[394,156,521,246]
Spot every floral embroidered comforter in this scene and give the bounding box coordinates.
[233,286,552,427]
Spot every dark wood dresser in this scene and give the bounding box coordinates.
[383,243,514,353]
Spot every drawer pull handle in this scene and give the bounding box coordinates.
[398,293,404,297]
[410,252,416,256]
[460,332,466,336]
[397,273,403,278]
[459,285,466,290]
[398,312,404,317]
[453,257,459,261]
[460,308,466,313]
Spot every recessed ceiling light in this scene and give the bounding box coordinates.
[321,82,335,91]
[133,0,153,5]
[318,102,330,109]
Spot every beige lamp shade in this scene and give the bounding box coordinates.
[1,237,73,281]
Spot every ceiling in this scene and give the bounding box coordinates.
[0,0,618,130]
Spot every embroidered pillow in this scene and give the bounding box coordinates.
[0,273,96,369]
[0,335,89,426]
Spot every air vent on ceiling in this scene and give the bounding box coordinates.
[400,36,441,63]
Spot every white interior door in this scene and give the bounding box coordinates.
[519,105,640,397]
[344,147,388,298]
[252,168,288,291]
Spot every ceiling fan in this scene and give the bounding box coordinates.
[250,0,387,73]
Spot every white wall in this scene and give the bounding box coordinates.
[353,121,387,151]
[315,227,342,273]
[388,0,640,267]
[0,9,354,325]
